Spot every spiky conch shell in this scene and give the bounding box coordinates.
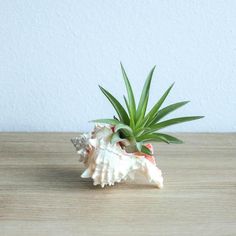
[71,124,163,188]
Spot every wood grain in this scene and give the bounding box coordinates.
[0,133,236,236]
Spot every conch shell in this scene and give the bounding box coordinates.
[71,125,163,188]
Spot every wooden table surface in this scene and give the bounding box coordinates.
[0,133,235,236]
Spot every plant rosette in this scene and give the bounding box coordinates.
[71,64,203,188]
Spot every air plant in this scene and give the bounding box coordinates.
[91,63,204,155]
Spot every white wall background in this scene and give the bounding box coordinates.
[0,1,235,132]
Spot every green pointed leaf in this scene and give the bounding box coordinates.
[141,145,152,155]
[136,66,156,120]
[99,85,130,125]
[123,95,131,115]
[110,132,130,146]
[137,133,169,143]
[90,119,122,125]
[136,92,149,128]
[120,63,136,127]
[149,101,190,125]
[137,133,183,144]
[158,133,183,144]
[115,123,133,136]
[134,127,149,137]
[110,132,120,144]
[144,83,175,127]
[136,142,143,152]
[146,116,204,133]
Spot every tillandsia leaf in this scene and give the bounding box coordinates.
[115,123,134,137]
[90,119,122,125]
[99,85,130,125]
[149,101,190,126]
[133,126,151,137]
[135,83,175,130]
[120,63,136,128]
[110,132,130,146]
[144,83,175,127]
[137,133,169,143]
[157,133,183,144]
[136,66,156,121]
[145,116,204,134]
[123,95,131,115]
[141,145,152,155]
[137,133,183,144]
[136,92,149,128]
[110,132,120,144]
[136,142,143,152]
[123,136,139,153]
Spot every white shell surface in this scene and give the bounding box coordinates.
[71,125,163,188]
